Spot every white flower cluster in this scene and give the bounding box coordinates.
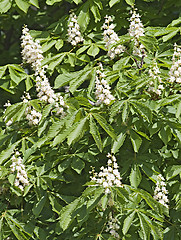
[90,153,123,194]
[148,62,164,96]
[95,63,115,105]
[22,92,42,126]
[10,151,29,191]
[67,13,84,46]
[105,212,120,239]
[153,174,169,208]
[128,9,145,57]
[21,25,43,72]
[169,43,181,83]
[102,15,124,59]
[3,101,13,127]
[21,26,68,118]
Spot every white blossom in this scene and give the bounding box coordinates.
[90,153,123,194]
[128,9,145,57]
[67,13,84,46]
[147,62,164,96]
[21,26,68,118]
[95,63,115,105]
[22,92,42,126]
[102,15,124,59]
[153,174,169,208]
[169,43,181,84]
[105,212,120,239]
[21,25,43,72]
[10,151,29,191]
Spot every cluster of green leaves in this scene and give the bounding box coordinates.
[0,0,181,239]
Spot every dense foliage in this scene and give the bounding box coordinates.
[0,0,181,239]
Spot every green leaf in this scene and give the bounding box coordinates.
[58,159,71,173]
[112,132,126,154]
[138,212,150,240]
[0,65,7,78]
[59,198,81,231]
[166,165,181,180]
[158,126,172,145]
[71,157,85,174]
[90,2,101,22]
[122,101,129,123]
[5,217,28,240]
[87,44,100,57]
[78,1,90,32]
[0,217,3,240]
[109,0,120,7]
[129,165,142,188]
[130,129,142,153]
[162,29,179,42]
[0,141,20,165]
[130,101,152,123]
[54,71,79,89]
[8,65,26,85]
[69,68,91,93]
[92,113,117,140]
[33,195,47,218]
[15,0,30,13]
[110,100,125,118]
[125,0,135,6]
[67,117,88,145]
[42,39,56,52]
[25,76,33,91]
[89,115,103,152]
[29,0,39,8]
[73,0,82,4]
[122,211,136,235]
[176,101,181,118]
[0,0,12,13]
[55,39,64,50]
[48,53,66,71]
[46,0,62,5]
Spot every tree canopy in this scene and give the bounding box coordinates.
[0,0,181,239]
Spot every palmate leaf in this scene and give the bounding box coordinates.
[92,113,117,140]
[67,117,88,145]
[111,132,126,154]
[5,214,32,240]
[130,101,152,123]
[122,210,136,235]
[129,165,142,188]
[33,194,47,218]
[59,198,81,231]
[138,212,150,240]
[69,68,92,93]
[89,115,103,152]
[71,157,85,174]
[0,140,20,165]
[138,212,163,240]
[130,129,142,153]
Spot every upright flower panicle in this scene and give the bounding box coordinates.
[169,43,181,84]
[67,13,84,46]
[128,8,145,57]
[10,151,29,191]
[102,15,124,59]
[21,25,44,72]
[22,92,42,126]
[153,174,169,208]
[21,26,68,118]
[105,212,120,239]
[95,63,115,105]
[148,62,164,96]
[3,101,13,127]
[90,153,123,194]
